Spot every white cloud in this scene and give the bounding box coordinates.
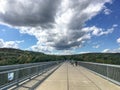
[0,0,112,53]
[113,24,118,27]
[93,45,100,48]
[117,38,120,44]
[79,51,90,54]
[81,24,116,36]
[91,25,116,36]
[0,39,24,48]
[57,50,75,55]
[104,8,112,15]
[31,41,54,53]
[102,49,111,53]
[102,48,120,53]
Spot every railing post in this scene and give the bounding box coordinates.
[107,65,109,80]
[16,69,19,87]
[28,67,31,80]
[37,65,39,75]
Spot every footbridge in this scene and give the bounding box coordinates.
[0,61,120,90]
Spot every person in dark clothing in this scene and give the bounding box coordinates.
[75,61,78,66]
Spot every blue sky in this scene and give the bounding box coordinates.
[0,0,120,54]
[0,25,37,49]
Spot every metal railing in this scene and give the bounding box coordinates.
[78,61,120,85]
[0,61,62,89]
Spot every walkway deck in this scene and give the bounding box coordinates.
[36,62,120,90]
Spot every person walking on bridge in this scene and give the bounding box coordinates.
[75,61,78,66]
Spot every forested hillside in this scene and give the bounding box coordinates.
[0,48,120,65]
[0,48,63,65]
[70,53,120,65]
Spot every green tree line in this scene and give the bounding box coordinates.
[0,48,120,65]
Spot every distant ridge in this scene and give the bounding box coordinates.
[0,48,120,65]
[0,48,63,66]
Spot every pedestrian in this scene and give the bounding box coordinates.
[75,61,78,66]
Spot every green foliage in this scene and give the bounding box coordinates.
[0,48,64,65]
[66,53,120,65]
[0,48,120,65]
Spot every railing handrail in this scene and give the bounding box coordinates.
[78,61,120,68]
[0,61,58,72]
[0,63,54,74]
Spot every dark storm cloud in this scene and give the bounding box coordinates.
[51,30,89,50]
[0,0,61,27]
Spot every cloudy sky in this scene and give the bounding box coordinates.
[0,0,120,54]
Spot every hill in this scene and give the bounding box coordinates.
[0,48,63,65]
[69,53,120,65]
[0,48,120,65]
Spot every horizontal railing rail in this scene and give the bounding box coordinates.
[0,61,62,90]
[78,61,120,86]
[0,62,52,72]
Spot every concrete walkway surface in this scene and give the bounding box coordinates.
[36,62,120,90]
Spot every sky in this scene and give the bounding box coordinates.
[0,0,120,55]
